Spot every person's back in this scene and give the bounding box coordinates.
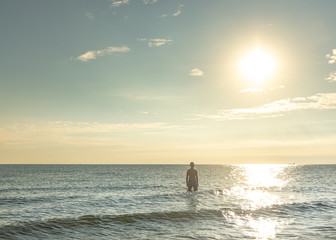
[186,162,198,192]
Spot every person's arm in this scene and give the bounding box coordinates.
[196,170,198,185]
[186,171,189,186]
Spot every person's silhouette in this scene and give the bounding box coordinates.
[186,162,198,192]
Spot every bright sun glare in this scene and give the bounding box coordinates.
[238,47,277,85]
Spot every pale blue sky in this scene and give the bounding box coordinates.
[1,0,336,164]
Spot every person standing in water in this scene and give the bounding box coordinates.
[186,162,198,192]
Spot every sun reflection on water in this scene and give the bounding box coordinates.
[241,164,287,188]
[221,164,290,239]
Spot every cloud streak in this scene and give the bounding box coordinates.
[240,86,285,93]
[109,0,129,8]
[161,4,183,17]
[190,68,204,77]
[0,121,184,146]
[115,92,171,101]
[173,4,183,16]
[196,93,336,120]
[86,12,94,20]
[76,46,130,62]
[326,49,336,64]
[326,71,336,82]
[137,38,172,47]
[240,87,264,93]
[143,0,158,4]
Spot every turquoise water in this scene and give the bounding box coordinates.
[1,164,335,239]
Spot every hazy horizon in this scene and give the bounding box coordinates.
[1,0,336,164]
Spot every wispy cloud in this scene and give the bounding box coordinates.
[326,49,336,64]
[76,46,130,62]
[189,68,204,77]
[326,71,336,82]
[47,121,177,133]
[0,121,183,146]
[86,12,94,20]
[240,86,285,93]
[109,0,129,8]
[161,4,183,17]
[143,0,158,4]
[109,0,156,9]
[114,92,171,101]
[173,4,183,16]
[196,93,336,120]
[240,87,264,93]
[137,38,172,47]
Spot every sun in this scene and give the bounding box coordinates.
[238,47,277,85]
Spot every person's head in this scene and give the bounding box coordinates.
[190,162,195,168]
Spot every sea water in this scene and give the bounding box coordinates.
[0,164,335,239]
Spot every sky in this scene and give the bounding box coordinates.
[1,0,336,164]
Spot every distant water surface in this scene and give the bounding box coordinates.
[1,164,336,239]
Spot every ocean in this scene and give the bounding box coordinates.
[0,164,335,239]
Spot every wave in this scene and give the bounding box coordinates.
[0,209,224,238]
[220,199,336,219]
[2,198,335,235]
[0,194,83,207]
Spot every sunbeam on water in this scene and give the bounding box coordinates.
[220,165,290,239]
[240,164,287,188]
